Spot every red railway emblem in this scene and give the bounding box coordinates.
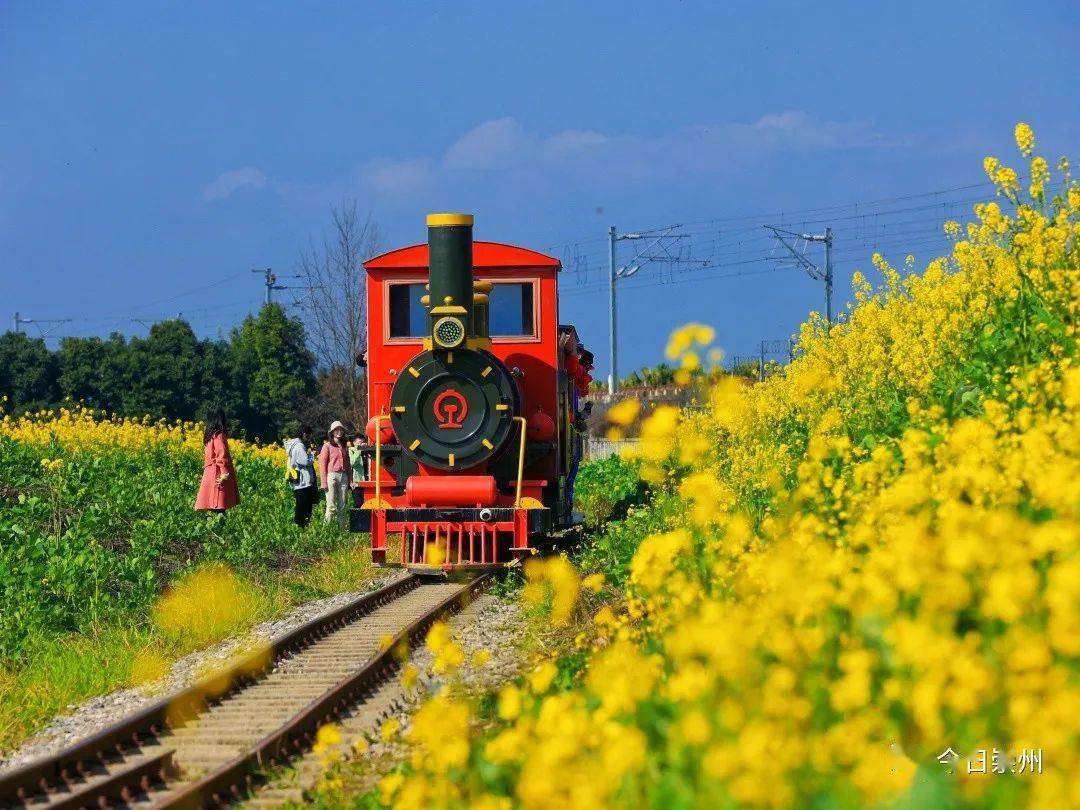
[433,389,468,429]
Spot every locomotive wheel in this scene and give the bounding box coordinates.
[390,348,519,471]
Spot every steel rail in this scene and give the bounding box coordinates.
[163,574,489,807]
[0,573,428,808]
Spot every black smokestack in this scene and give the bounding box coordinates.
[427,213,473,321]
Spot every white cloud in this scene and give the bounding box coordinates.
[356,112,898,202]
[533,113,890,179]
[542,129,611,160]
[201,167,268,201]
[358,157,436,199]
[742,111,889,150]
[442,117,540,171]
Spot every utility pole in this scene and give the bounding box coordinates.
[606,224,690,394]
[608,226,617,395]
[823,226,833,324]
[253,267,287,305]
[765,225,835,323]
[755,339,790,382]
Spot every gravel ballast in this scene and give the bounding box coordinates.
[0,572,404,774]
[245,587,526,806]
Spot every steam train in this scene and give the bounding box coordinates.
[350,213,594,571]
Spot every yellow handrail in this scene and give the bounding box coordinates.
[513,416,527,508]
[372,415,390,508]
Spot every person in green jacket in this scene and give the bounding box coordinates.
[348,434,363,469]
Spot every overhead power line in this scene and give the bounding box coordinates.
[765,225,834,322]
[556,184,985,301]
[564,177,1015,380]
[551,175,1004,281]
[11,313,72,337]
[543,176,998,256]
[606,224,694,394]
[15,174,1012,351]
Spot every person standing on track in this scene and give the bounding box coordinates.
[194,409,240,515]
[284,424,317,527]
[319,420,353,528]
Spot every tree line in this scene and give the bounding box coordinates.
[0,304,319,442]
[2,202,376,444]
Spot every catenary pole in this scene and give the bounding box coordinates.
[608,226,617,394]
[605,223,687,394]
[824,226,834,324]
[764,225,835,324]
[10,313,71,337]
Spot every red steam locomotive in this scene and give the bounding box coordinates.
[351,213,594,571]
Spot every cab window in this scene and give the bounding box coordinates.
[388,283,427,338]
[489,282,535,337]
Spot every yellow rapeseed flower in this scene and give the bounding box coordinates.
[1014,121,1035,156]
[380,717,400,742]
[385,124,1080,810]
[582,572,605,593]
[527,661,558,694]
[497,684,522,720]
[605,398,640,427]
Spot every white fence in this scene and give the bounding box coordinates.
[584,437,639,460]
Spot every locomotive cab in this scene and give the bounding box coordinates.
[353,213,585,571]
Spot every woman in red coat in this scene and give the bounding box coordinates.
[194,409,240,513]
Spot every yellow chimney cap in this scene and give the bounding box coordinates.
[427,213,474,227]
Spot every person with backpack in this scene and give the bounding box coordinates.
[284,424,317,527]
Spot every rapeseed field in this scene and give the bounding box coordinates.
[369,126,1079,808]
[0,406,373,750]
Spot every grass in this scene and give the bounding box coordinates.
[0,414,391,754]
[0,542,380,754]
[0,442,640,757]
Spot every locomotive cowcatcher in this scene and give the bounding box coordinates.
[350,213,591,572]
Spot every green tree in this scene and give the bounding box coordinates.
[230,304,316,441]
[121,320,205,421]
[198,339,243,427]
[0,332,58,412]
[56,336,119,410]
[97,333,133,412]
[642,363,676,386]
[57,326,241,427]
[620,362,677,389]
[5,310,318,440]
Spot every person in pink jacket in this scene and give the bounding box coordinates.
[194,409,240,513]
[319,420,353,527]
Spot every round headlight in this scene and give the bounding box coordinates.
[433,316,466,348]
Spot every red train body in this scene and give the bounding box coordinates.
[350,214,589,572]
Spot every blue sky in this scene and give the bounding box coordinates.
[2,1,1077,377]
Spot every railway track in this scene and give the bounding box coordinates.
[0,573,489,809]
